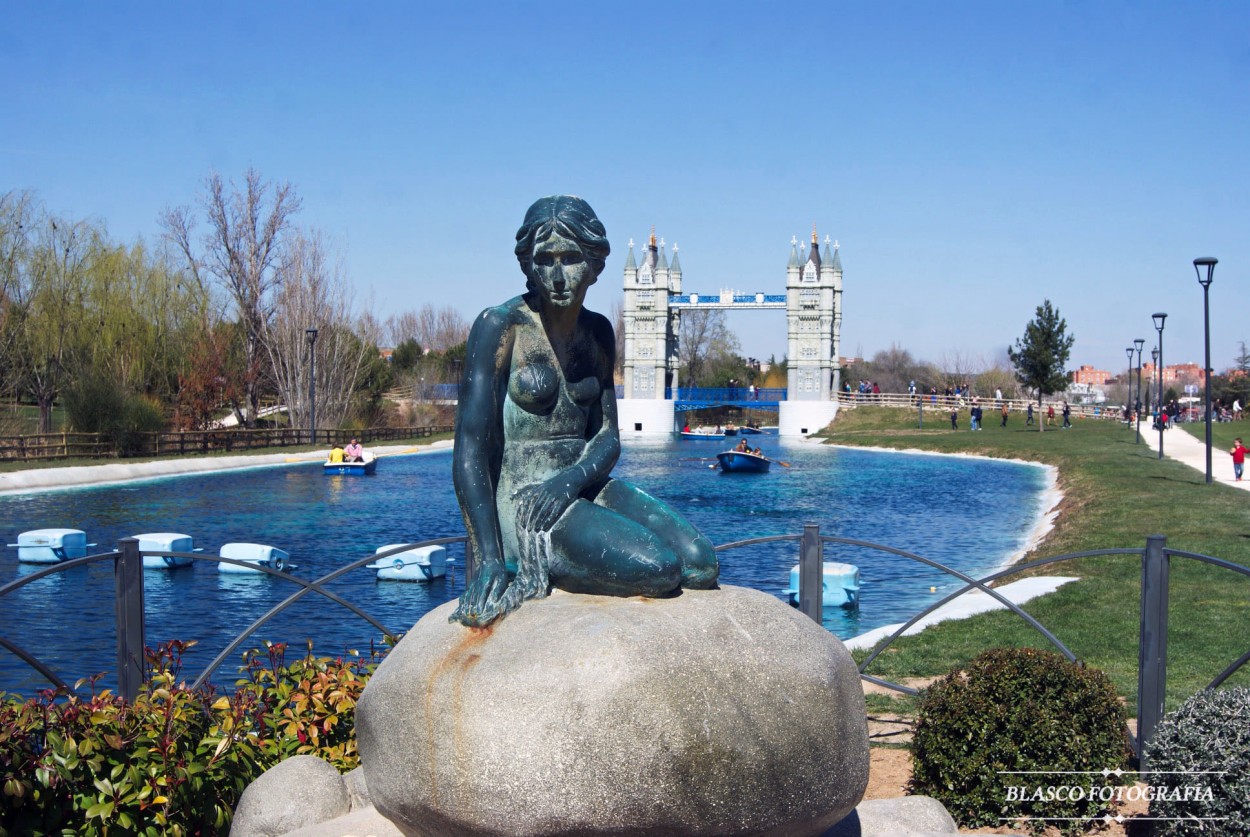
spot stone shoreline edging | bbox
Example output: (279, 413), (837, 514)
(0, 439), (454, 496)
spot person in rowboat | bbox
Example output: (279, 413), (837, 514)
(451, 196), (718, 627)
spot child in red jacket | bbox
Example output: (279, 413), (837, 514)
(1230, 438), (1248, 481)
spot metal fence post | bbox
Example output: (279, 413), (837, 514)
(1137, 534), (1169, 775)
(799, 524), (823, 625)
(115, 538), (146, 702)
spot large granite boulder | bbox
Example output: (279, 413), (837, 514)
(822, 796), (960, 835)
(230, 755), (350, 837)
(357, 585), (869, 837)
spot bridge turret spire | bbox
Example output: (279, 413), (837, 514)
(625, 238), (637, 270)
(788, 236), (800, 268)
(657, 237), (669, 270)
(670, 242), (681, 274)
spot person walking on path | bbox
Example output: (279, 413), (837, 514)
(1062, 402), (1072, 429)
(1046, 403), (1056, 427)
(950, 406), (958, 430)
(1231, 438), (1249, 481)
(1027, 403), (1034, 425)
(1000, 402), (1009, 428)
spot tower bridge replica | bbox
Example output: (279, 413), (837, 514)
(618, 227), (843, 437)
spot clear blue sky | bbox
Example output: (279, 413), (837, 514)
(3, 2), (1246, 377)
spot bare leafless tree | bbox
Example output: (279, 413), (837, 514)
(679, 308), (737, 387)
(265, 231), (378, 432)
(384, 304), (469, 352)
(609, 298), (624, 379)
(162, 169), (301, 426)
(938, 348), (988, 392)
(0, 191), (39, 396)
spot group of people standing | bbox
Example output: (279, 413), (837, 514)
(952, 399), (1071, 431)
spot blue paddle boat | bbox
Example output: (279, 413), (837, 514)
(217, 542), (294, 574)
(134, 532), (198, 569)
(366, 544), (452, 581)
(783, 562), (861, 608)
(9, 528), (91, 564)
(324, 450), (377, 475)
(716, 450), (771, 473)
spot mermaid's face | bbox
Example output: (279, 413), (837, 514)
(530, 233), (594, 309)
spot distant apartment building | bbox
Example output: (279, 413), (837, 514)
(1140, 362), (1206, 386)
(1069, 365), (1112, 386)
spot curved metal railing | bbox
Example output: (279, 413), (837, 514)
(0, 536), (466, 697)
(3, 527), (1247, 768)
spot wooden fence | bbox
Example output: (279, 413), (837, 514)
(0, 425), (453, 464)
(842, 392), (1123, 421)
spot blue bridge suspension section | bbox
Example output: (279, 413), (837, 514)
(613, 386), (787, 413)
(669, 293), (787, 306)
(411, 385), (787, 411)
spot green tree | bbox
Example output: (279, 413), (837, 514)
(391, 337), (423, 371)
(1233, 340), (1250, 376)
(10, 215), (97, 432)
(1007, 299), (1074, 432)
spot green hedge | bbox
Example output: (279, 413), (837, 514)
(1147, 686), (1250, 834)
(0, 639), (386, 836)
(910, 647), (1131, 835)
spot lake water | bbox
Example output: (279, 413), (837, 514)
(0, 437), (1051, 695)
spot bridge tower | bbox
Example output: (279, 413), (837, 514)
(619, 230), (679, 432)
(616, 225), (845, 437)
(779, 227), (842, 435)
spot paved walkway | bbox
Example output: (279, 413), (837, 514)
(1153, 425), (1250, 490)
(0, 440), (453, 495)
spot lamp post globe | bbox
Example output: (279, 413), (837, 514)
(1194, 258), (1217, 484)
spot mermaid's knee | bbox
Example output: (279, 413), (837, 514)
(680, 535), (719, 589)
(638, 548), (682, 596)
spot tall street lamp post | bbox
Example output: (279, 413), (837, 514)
(1134, 338), (1145, 443)
(306, 328), (318, 446)
(1153, 313), (1167, 460)
(1194, 258), (1218, 484)
(1151, 347), (1159, 424)
(1125, 346), (1136, 432)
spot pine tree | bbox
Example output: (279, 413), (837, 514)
(1008, 300), (1075, 432)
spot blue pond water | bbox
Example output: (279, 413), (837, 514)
(0, 438), (1050, 695)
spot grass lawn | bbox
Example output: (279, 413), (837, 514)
(823, 407), (1250, 713)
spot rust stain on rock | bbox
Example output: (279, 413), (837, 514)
(423, 624), (495, 805)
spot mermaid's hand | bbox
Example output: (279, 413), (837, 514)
(451, 561), (510, 626)
(516, 478), (577, 533)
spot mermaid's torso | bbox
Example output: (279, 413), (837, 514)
(496, 311), (608, 565)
